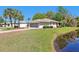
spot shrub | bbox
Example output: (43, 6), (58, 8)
(43, 25), (53, 28)
(49, 26), (53, 28)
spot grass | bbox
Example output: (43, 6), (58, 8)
(0, 27), (15, 31)
(0, 27), (78, 52)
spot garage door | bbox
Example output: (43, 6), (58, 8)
(30, 23), (39, 28)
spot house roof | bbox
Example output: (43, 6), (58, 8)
(30, 18), (59, 23)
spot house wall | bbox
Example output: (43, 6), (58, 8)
(39, 25), (44, 28)
(50, 23), (57, 28)
(38, 24), (57, 28)
(0, 24), (11, 27)
(39, 22), (49, 28)
(7, 24), (15, 27)
(29, 22), (59, 29)
(0, 23), (27, 28)
(20, 24), (27, 28)
(39, 22), (58, 28)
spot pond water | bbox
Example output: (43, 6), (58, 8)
(55, 30), (79, 52)
(62, 40), (79, 52)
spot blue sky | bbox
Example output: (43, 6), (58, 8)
(0, 6), (79, 22)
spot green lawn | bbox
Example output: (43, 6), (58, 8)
(0, 27), (78, 52)
(0, 27), (15, 31)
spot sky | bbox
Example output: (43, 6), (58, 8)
(0, 6), (79, 22)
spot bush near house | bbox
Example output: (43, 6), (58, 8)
(43, 25), (53, 28)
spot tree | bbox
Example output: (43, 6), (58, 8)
(53, 6), (68, 22)
(0, 16), (5, 23)
(75, 17), (79, 27)
(13, 9), (20, 27)
(17, 11), (24, 28)
(27, 18), (30, 22)
(13, 9), (24, 28)
(58, 6), (68, 15)
(46, 11), (55, 19)
(54, 12), (64, 21)
(0, 16), (6, 27)
(3, 8), (14, 27)
(3, 8), (24, 28)
(32, 13), (47, 20)
(61, 16), (77, 27)
(58, 6), (69, 19)
(56, 6), (76, 27)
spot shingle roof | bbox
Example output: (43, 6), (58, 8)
(30, 18), (59, 23)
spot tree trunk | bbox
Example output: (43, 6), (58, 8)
(9, 17), (13, 27)
(14, 19), (16, 28)
(18, 20), (20, 28)
(4, 19), (6, 27)
(4, 22), (6, 27)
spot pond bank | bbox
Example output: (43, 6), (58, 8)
(53, 28), (79, 52)
(54, 29), (79, 52)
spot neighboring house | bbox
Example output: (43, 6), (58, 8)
(28, 18), (60, 29)
(0, 23), (10, 27)
(0, 21), (27, 28)
(19, 21), (27, 28)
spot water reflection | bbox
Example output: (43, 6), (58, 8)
(54, 30), (79, 52)
(62, 38), (79, 52)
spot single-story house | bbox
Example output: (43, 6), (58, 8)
(0, 18), (60, 29)
(28, 18), (60, 29)
(19, 21), (27, 28)
(0, 23), (10, 27)
(0, 21), (27, 28)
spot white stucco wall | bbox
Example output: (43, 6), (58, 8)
(50, 24), (57, 28)
(39, 25), (44, 28)
(29, 22), (58, 29)
(20, 24), (27, 28)
(0, 23), (27, 28)
(53, 25), (57, 28)
(38, 24), (57, 28)
(35, 24), (57, 29)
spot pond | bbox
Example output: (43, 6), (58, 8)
(54, 30), (79, 52)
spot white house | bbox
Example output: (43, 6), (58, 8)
(28, 18), (60, 29)
(0, 21), (27, 28)
(0, 18), (60, 29)
(19, 21), (27, 28)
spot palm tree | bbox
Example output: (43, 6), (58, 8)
(16, 11), (24, 28)
(18, 15), (24, 28)
(3, 8), (24, 28)
(13, 9), (19, 27)
(0, 16), (6, 27)
(3, 8), (14, 27)
(27, 18), (30, 22)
